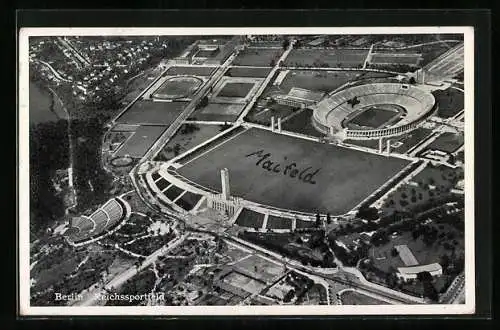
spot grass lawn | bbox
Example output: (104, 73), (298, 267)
(347, 106), (400, 129)
(433, 88), (464, 118)
(154, 124), (226, 161)
(217, 82), (255, 98)
(391, 127), (434, 153)
(178, 128), (410, 214)
(266, 215), (293, 230)
(165, 66), (216, 76)
(114, 125), (167, 158)
(370, 54), (421, 65)
(152, 77), (202, 99)
(233, 254), (285, 282)
(281, 109), (325, 137)
(278, 70), (361, 94)
(285, 49), (368, 67)
(116, 100), (188, 125)
(369, 227), (464, 274)
(226, 66), (272, 78)
(235, 208), (265, 229)
(424, 132), (464, 153)
(189, 103), (245, 122)
(233, 48), (283, 67)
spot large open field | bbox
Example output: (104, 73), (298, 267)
(233, 48), (283, 67)
(233, 254), (285, 282)
(152, 76), (203, 99)
(189, 103), (245, 122)
(225, 66), (272, 78)
(114, 125), (167, 158)
(217, 82), (255, 98)
(346, 105), (401, 129)
(424, 132), (464, 153)
(278, 70), (361, 94)
(116, 100), (188, 125)
(370, 53), (422, 66)
(154, 123), (226, 161)
(177, 128), (410, 214)
(285, 49), (369, 67)
(165, 66), (216, 76)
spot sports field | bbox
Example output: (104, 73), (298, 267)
(152, 76), (202, 99)
(116, 100), (188, 125)
(232, 48), (283, 67)
(285, 49), (369, 67)
(222, 271), (267, 294)
(346, 105), (401, 129)
(154, 123), (225, 161)
(165, 66), (216, 76)
(217, 82), (255, 98)
(233, 254), (285, 282)
(226, 66), (272, 78)
(278, 70), (362, 93)
(425, 132), (464, 153)
(370, 53), (422, 66)
(177, 128), (410, 214)
(266, 215), (292, 230)
(189, 103), (245, 122)
(114, 125), (167, 158)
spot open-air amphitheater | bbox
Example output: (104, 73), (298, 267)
(312, 83), (436, 139)
(64, 197), (131, 246)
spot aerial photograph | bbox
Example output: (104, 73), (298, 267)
(25, 32), (467, 309)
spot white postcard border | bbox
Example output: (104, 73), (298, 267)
(18, 26), (475, 316)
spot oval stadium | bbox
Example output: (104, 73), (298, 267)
(312, 83), (436, 140)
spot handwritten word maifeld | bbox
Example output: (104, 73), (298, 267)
(245, 149), (321, 184)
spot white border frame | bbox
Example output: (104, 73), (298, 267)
(18, 26), (475, 316)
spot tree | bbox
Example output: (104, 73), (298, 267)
(282, 38), (290, 50)
(315, 213), (321, 228)
(356, 206), (379, 221)
(409, 76), (417, 84)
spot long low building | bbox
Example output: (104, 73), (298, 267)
(396, 263), (443, 281)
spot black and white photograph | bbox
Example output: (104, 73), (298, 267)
(18, 26), (475, 315)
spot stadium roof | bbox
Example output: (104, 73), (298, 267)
(397, 263), (442, 275)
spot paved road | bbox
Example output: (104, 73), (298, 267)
(139, 51), (239, 163)
(224, 234), (423, 305)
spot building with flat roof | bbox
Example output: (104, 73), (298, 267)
(396, 263), (443, 281)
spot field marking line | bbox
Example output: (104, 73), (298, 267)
(111, 131), (137, 158)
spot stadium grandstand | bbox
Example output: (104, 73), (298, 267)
(65, 197), (130, 244)
(274, 87), (325, 108)
(312, 83), (435, 139)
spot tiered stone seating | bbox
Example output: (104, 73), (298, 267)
(313, 83), (435, 136)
